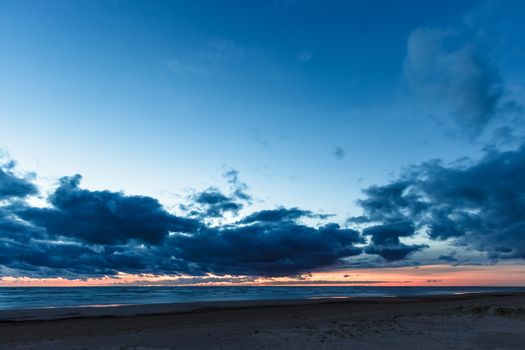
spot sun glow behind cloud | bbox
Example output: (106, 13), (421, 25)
(1, 264), (524, 287)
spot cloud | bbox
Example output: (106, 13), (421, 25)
(0, 218), (363, 278)
(191, 188), (243, 217)
(168, 222), (363, 276)
(4, 141), (525, 279)
(16, 175), (201, 246)
(181, 169), (252, 219)
(0, 165), (363, 278)
(0, 162), (37, 200)
(405, 28), (503, 138)
(438, 254), (457, 263)
(223, 168), (252, 203)
(362, 222), (428, 261)
(240, 207), (331, 224)
(350, 142), (525, 261)
(332, 146), (345, 160)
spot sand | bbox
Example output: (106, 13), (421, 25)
(1, 292), (525, 350)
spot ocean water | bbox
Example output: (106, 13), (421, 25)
(0, 286), (523, 310)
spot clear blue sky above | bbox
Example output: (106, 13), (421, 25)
(1, 0), (525, 281)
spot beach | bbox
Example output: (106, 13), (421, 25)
(1, 292), (524, 349)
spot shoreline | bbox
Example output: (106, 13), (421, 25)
(1, 291), (524, 322)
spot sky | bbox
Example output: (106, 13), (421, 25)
(1, 0), (525, 286)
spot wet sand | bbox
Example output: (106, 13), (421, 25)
(1, 292), (524, 349)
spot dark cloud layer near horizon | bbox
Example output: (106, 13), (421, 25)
(0, 165), (365, 278)
(350, 143), (525, 261)
(168, 222), (363, 276)
(2, 141), (525, 278)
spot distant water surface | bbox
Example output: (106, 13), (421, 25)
(0, 286), (524, 310)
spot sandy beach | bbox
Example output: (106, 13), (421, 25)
(0, 292), (524, 350)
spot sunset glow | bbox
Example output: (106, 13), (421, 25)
(2, 264), (524, 287)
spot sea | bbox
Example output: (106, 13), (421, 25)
(1, 286), (524, 310)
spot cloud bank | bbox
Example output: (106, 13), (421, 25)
(0, 164), (364, 278)
(350, 143), (525, 261)
(2, 140), (525, 279)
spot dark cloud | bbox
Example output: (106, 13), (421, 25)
(362, 222), (427, 261)
(0, 234), (203, 278)
(405, 28), (503, 138)
(348, 183), (429, 262)
(240, 207), (331, 224)
(0, 218), (363, 278)
(192, 187), (243, 217)
(182, 169), (251, 219)
(1, 240), (110, 276)
(351, 143), (525, 261)
(168, 222), (363, 276)
(0, 163), (37, 199)
(223, 169), (252, 203)
(0, 166), (363, 278)
(16, 175), (201, 246)
(5, 141), (525, 279)
(332, 146), (345, 160)
(355, 181), (423, 223)
(438, 254), (457, 263)
(0, 206), (45, 243)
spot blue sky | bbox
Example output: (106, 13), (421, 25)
(1, 0), (525, 283)
(0, 0), (494, 209)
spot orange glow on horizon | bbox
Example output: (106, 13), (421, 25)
(1, 264), (524, 287)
